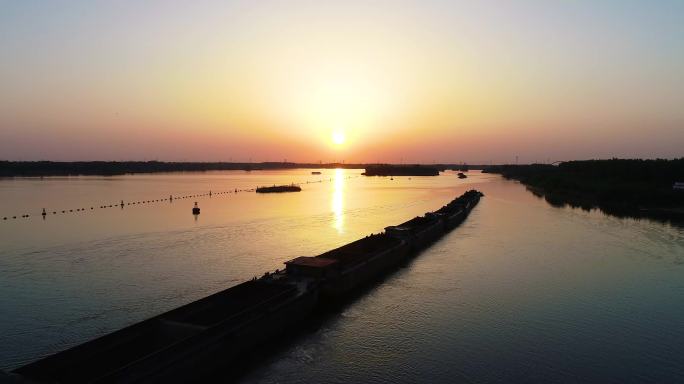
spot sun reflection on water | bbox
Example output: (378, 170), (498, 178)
(332, 168), (345, 233)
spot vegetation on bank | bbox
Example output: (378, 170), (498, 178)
(363, 164), (440, 176)
(0, 161), (368, 177)
(483, 159), (684, 222)
(0, 161), (491, 177)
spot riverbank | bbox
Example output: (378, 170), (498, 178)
(363, 164), (440, 176)
(0, 161), (366, 177)
(483, 159), (684, 224)
(0, 161), (492, 177)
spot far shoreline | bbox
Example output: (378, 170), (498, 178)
(484, 159), (684, 226)
(0, 161), (488, 178)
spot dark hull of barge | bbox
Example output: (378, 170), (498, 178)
(10, 190), (482, 383)
(13, 280), (317, 383)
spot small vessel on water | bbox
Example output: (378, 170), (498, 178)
(457, 172), (467, 179)
(192, 202), (200, 214)
(311, 171), (321, 175)
(256, 185), (301, 193)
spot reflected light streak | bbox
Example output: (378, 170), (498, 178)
(332, 168), (345, 233)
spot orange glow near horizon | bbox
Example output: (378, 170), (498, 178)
(1, 1), (683, 162)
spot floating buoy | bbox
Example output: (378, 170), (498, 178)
(192, 202), (200, 215)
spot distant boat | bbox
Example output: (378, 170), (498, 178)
(457, 172), (467, 179)
(311, 171), (321, 175)
(256, 185), (302, 193)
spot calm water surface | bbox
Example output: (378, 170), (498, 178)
(1, 170), (683, 383)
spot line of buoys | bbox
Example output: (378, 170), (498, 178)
(3, 180), (334, 222)
(9, 174), (362, 221)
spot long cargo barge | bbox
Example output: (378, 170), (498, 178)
(6, 190), (483, 383)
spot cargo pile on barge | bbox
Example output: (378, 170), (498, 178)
(8, 190), (483, 383)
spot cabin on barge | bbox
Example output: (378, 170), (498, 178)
(286, 234), (409, 297)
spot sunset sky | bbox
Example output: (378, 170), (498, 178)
(1, 0), (683, 163)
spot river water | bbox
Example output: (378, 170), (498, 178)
(1, 170), (683, 382)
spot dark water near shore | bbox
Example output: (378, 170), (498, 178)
(1, 170), (683, 382)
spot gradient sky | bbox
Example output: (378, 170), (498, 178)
(1, 0), (683, 163)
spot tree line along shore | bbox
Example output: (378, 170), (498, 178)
(483, 158), (684, 224)
(0, 161), (484, 177)
(0, 161), (364, 177)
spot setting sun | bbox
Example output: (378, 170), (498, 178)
(332, 131), (346, 146)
